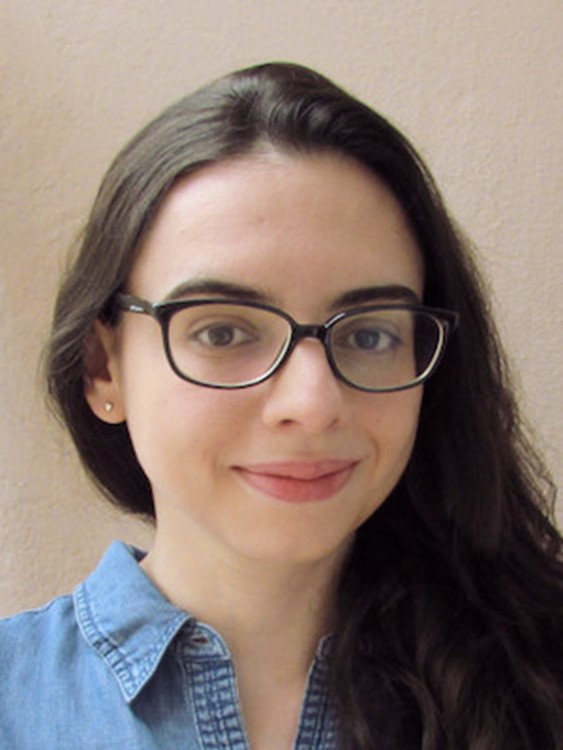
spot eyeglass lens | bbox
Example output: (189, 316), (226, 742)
(166, 303), (445, 390)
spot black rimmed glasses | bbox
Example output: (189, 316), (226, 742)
(113, 293), (459, 392)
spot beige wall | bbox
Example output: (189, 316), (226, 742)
(1, 1), (561, 616)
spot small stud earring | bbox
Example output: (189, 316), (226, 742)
(103, 401), (114, 413)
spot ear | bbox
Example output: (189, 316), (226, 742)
(84, 320), (126, 424)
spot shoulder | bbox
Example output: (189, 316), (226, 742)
(0, 592), (92, 700)
(0, 548), (155, 749)
(0, 592), (78, 655)
(0, 541), (144, 682)
(0, 594), (101, 748)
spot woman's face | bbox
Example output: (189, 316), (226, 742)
(89, 152), (424, 566)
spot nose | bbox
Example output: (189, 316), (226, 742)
(261, 338), (349, 433)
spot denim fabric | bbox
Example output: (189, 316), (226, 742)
(0, 542), (339, 749)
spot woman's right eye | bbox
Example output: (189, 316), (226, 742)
(189, 322), (256, 348)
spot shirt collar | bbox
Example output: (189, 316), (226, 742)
(73, 540), (334, 704)
(73, 541), (192, 703)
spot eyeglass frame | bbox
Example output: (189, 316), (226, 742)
(112, 292), (459, 393)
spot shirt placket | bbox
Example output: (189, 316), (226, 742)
(178, 624), (338, 750)
(179, 625), (250, 750)
(293, 650), (339, 750)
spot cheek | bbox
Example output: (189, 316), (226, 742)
(122, 374), (255, 487)
(360, 388), (423, 482)
(355, 390), (422, 519)
(397, 389), (423, 444)
(362, 387), (422, 442)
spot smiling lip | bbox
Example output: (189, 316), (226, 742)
(233, 460), (358, 503)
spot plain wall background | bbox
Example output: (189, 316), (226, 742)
(1, 1), (561, 616)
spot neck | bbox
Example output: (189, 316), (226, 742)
(141, 522), (348, 677)
(141, 517), (351, 749)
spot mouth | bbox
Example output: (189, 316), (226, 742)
(232, 459), (359, 503)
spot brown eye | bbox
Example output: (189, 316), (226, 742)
(192, 323), (254, 348)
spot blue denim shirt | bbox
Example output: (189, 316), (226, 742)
(0, 542), (339, 749)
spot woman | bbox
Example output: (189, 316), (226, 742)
(0, 62), (561, 749)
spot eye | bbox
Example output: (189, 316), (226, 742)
(335, 323), (401, 354)
(347, 328), (395, 351)
(191, 322), (256, 348)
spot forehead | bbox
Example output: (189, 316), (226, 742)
(129, 152), (424, 310)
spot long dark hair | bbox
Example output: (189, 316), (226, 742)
(46, 63), (563, 748)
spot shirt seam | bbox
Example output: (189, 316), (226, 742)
(73, 581), (189, 702)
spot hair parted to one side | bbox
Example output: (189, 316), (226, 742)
(46, 63), (563, 749)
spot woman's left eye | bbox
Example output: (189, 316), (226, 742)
(337, 326), (399, 353)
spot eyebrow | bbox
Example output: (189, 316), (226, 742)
(162, 278), (421, 309)
(329, 285), (421, 310)
(163, 279), (267, 303)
